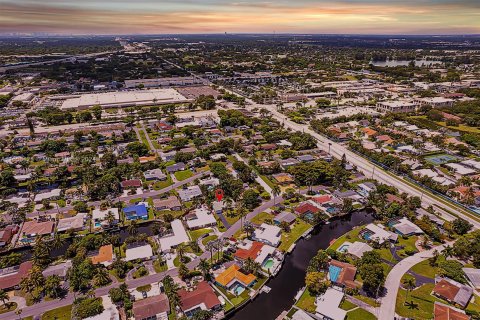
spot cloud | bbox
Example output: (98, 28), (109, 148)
(0, 0), (478, 34)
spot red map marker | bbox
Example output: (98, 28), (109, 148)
(215, 189), (224, 202)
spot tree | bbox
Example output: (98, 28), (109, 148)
(178, 263), (189, 280)
(243, 257), (260, 275)
(452, 218), (473, 235)
(359, 264), (385, 296)
(93, 268), (111, 287)
(0, 289), (9, 307)
(177, 243), (187, 262)
(305, 272), (329, 295)
(44, 275), (62, 298)
(192, 310), (214, 320)
(126, 142), (149, 157)
(242, 189), (260, 210)
(403, 277), (416, 303)
(279, 221), (290, 232)
(91, 105), (102, 120)
(272, 185), (281, 205)
(127, 220), (138, 235)
(342, 198), (354, 214)
(307, 250), (329, 272)
(198, 258), (211, 279)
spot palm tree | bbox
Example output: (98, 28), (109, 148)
(243, 221), (255, 238)
(93, 268), (111, 287)
(198, 258), (211, 279)
(206, 241), (216, 262)
(178, 263), (189, 280)
(0, 289), (9, 308)
(176, 243), (187, 262)
(272, 185), (281, 206)
(236, 203), (247, 228)
(243, 257), (260, 275)
(44, 275), (62, 298)
(127, 220), (138, 235)
(403, 277), (416, 303)
(51, 233), (65, 250)
(106, 210), (116, 226)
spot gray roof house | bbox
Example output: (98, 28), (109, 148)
(166, 162), (186, 173)
(178, 186), (203, 202)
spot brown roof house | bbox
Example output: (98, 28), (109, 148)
(434, 302), (470, 320)
(133, 294), (170, 320)
(20, 220), (55, 244)
(153, 196), (182, 211)
(0, 261), (33, 290)
(178, 281), (222, 318)
(328, 259), (358, 289)
(90, 244), (115, 267)
(433, 277), (473, 308)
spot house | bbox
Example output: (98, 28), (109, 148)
(153, 196), (182, 211)
(133, 294), (170, 320)
(158, 219), (189, 252)
(434, 302), (470, 320)
(90, 244), (115, 266)
(328, 259), (357, 289)
(315, 288), (347, 320)
(0, 226), (15, 247)
(57, 213), (86, 233)
(178, 281), (222, 318)
(178, 185), (202, 202)
(42, 261), (72, 279)
(389, 217), (424, 236)
(34, 188), (61, 203)
(360, 223), (398, 244)
(166, 162), (186, 173)
(121, 179), (143, 189)
(272, 173), (294, 184)
(386, 193), (405, 205)
(234, 240), (276, 267)
(0, 261), (33, 290)
(184, 206), (217, 230)
(361, 127), (378, 138)
(123, 204), (149, 221)
(462, 268), (480, 290)
(295, 201), (322, 220)
(357, 182), (376, 197)
(337, 241), (373, 259)
(280, 158), (299, 169)
(20, 220), (55, 243)
(143, 169), (167, 181)
(273, 212), (297, 225)
(215, 264), (257, 291)
(252, 223), (281, 247)
(92, 208), (120, 229)
(297, 154), (316, 162)
(433, 277), (473, 308)
(125, 243), (153, 262)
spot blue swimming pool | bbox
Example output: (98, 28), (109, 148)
(231, 283), (246, 295)
(329, 265), (342, 282)
(337, 244), (350, 253)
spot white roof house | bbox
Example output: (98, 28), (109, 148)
(362, 223), (398, 244)
(92, 208), (120, 221)
(252, 223), (281, 247)
(125, 243), (153, 261)
(158, 219), (189, 252)
(178, 186), (203, 202)
(57, 213), (86, 232)
(185, 207), (217, 230)
(391, 218), (424, 236)
(461, 159), (480, 171)
(445, 163), (476, 176)
(34, 189), (61, 203)
(340, 241), (373, 259)
(315, 288), (347, 320)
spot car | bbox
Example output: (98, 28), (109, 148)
(142, 291), (148, 299)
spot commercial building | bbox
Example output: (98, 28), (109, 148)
(376, 101), (418, 113)
(60, 89), (192, 110)
(124, 77), (203, 88)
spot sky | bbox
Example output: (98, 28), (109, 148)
(0, 0), (479, 35)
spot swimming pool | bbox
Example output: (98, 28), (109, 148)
(263, 259), (274, 270)
(231, 283), (245, 295)
(329, 265), (342, 282)
(337, 244), (350, 253)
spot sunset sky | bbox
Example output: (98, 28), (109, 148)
(0, 0), (479, 35)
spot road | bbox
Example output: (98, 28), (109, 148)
(28, 171), (209, 218)
(233, 153), (273, 196)
(257, 104), (480, 229)
(378, 242), (452, 320)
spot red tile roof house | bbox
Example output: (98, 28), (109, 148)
(133, 294), (170, 320)
(0, 261), (33, 291)
(432, 277), (473, 309)
(178, 281), (222, 318)
(120, 179), (143, 189)
(295, 202), (320, 216)
(328, 259), (358, 289)
(234, 241), (264, 262)
(20, 220), (55, 244)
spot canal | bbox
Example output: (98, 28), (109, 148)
(229, 211), (373, 320)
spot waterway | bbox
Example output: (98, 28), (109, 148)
(229, 211), (374, 320)
(370, 59), (442, 67)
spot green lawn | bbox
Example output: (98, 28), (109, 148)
(353, 294), (380, 308)
(153, 260), (168, 273)
(189, 228), (213, 242)
(396, 236), (418, 258)
(202, 235), (218, 246)
(346, 308), (377, 320)
(152, 176), (173, 190)
(224, 210), (241, 226)
(174, 170), (194, 181)
(138, 129), (151, 150)
(0, 302), (16, 314)
(156, 209), (184, 219)
(278, 219), (311, 252)
(410, 259), (441, 279)
(328, 226), (365, 251)
(396, 283), (441, 319)
(259, 175), (276, 189)
(41, 305), (72, 320)
(295, 289), (316, 313)
(340, 300), (357, 311)
(251, 212), (274, 224)
(436, 121), (480, 134)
